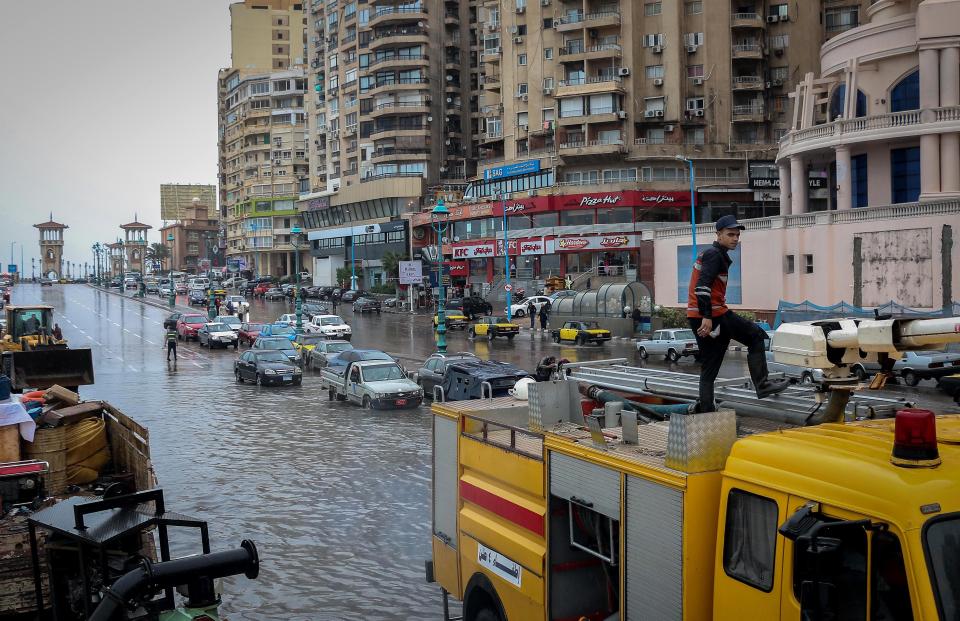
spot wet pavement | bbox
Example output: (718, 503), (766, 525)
(7, 283), (958, 620)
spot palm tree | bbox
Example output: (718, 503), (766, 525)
(146, 242), (170, 271)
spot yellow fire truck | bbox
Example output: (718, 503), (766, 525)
(427, 316), (960, 620)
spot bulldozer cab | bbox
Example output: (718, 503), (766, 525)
(1, 305), (95, 391)
(5, 305), (55, 344)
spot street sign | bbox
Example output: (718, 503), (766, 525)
(227, 258), (241, 273)
(7, 264), (17, 273)
(399, 261), (423, 285)
(504, 283), (513, 292)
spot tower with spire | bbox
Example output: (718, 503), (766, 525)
(119, 214), (152, 275)
(33, 213), (68, 279)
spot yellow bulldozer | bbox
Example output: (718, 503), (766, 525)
(0, 305), (94, 391)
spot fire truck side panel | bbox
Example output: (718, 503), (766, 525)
(549, 452), (621, 519)
(457, 432), (547, 617)
(433, 413), (461, 597)
(680, 472), (724, 621)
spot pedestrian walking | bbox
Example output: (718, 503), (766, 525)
(538, 302), (549, 331)
(165, 327), (178, 361)
(527, 301), (536, 330)
(687, 215), (788, 413)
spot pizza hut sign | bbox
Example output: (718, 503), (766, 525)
(600, 235), (630, 248)
(579, 194), (623, 207)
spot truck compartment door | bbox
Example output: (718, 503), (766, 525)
(625, 475), (683, 621)
(549, 452), (620, 520)
(432, 414), (461, 596)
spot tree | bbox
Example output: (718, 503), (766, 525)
(380, 251), (405, 282)
(336, 267), (351, 288)
(146, 242), (170, 271)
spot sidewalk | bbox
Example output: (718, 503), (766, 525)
(87, 284), (194, 314)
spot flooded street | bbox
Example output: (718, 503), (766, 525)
(9, 283), (955, 619)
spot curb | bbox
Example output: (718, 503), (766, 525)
(87, 284), (194, 314)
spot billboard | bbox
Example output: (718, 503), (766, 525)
(399, 260), (423, 285)
(676, 245), (742, 305)
(160, 184), (217, 220)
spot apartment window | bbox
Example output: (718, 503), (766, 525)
(644, 97), (665, 114)
(773, 127), (788, 142)
(803, 255), (814, 274)
(686, 97), (705, 110)
(344, 2), (356, 18)
(770, 4), (788, 18)
(345, 68), (357, 85)
(891, 147), (921, 203)
(517, 25), (527, 36)
(542, 107), (555, 123)
(559, 97), (585, 117)
(642, 34), (664, 47)
(543, 77), (555, 90)
(784, 255), (795, 274)
(852, 153), (868, 208)
(518, 53), (527, 66)
(646, 128), (665, 144)
(687, 65), (704, 78)
(685, 1), (702, 14)
(589, 94), (615, 114)
(685, 127), (705, 145)
(683, 32), (705, 46)
(890, 70), (920, 112)
(359, 9), (369, 25)
(543, 17), (553, 29)
(544, 47), (553, 60)
(768, 34), (790, 50)
(516, 0), (527, 9)
(517, 83), (529, 96)
(328, 75), (339, 89)
(770, 66), (789, 83)
(644, 2), (662, 16)
(517, 111), (528, 128)
(250, 81), (270, 95)
(645, 65), (664, 79)
(329, 54), (338, 69)
(825, 6), (859, 32)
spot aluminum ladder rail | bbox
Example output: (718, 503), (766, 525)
(564, 362), (913, 425)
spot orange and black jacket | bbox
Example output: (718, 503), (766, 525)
(686, 242), (732, 319)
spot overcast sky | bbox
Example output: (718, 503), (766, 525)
(0, 0), (235, 276)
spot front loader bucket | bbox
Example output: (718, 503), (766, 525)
(4, 348), (95, 390)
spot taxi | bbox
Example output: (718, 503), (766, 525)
(433, 309), (468, 331)
(551, 320), (612, 345)
(468, 316), (520, 341)
(291, 333), (328, 364)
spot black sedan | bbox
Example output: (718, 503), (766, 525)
(163, 312), (182, 330)
(340, 289), (363, 303)
(189, 289), (207, 306)
(301, 302), (329, 319)
(264, 288), (286, 301)
(234, 350), (302, 385)
(353, 297), (382, 313)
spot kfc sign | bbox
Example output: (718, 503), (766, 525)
(452, 242), (496, 259)
(600, 235), (630, 248)
(557, 238), (591, 250)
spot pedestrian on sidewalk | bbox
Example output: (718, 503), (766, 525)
(687, 215), (788, 413)
(527, 301), (536, 330)
(538, 302), (549, 332)
(165, 327), (178, 361)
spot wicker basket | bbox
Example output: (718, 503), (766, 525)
(23, 426), (68, 495)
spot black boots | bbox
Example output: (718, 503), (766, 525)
(756, 378), (790, 399)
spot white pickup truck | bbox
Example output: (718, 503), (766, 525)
(320, 360), (423, 409)
(636, 328), (699, 362)
(304, 314), (352, 340)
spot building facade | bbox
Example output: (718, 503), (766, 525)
(34, 217), (67, 280)
(777, 0), (960, 214)
(159, 204), (221, 273)
(219, 0), (310, 278)
(119, 220), (152, 275)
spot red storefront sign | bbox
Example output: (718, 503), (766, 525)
(451, 241), (496, 259)
(445, 261), (469, 276)
(495, 237), (545, 256)
(551, 234), (641, 252)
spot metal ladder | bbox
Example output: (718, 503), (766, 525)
(563, 360), (914, 424)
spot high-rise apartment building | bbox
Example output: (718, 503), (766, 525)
(219, 0), (311, 277)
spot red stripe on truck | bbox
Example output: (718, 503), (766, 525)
(460, 480), (544, 537)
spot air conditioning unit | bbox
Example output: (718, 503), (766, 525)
(516, 6), (525, 13)
(773, 79), (784, 87)
(779, 14), (789, 21)
(617, 67), (630, 77)
(541, 0), (550, 5)
(686, 45), (698, 53)
(519, 124), (528, 132)
(693, 78), (704, 85)
(653, 78), (664, 86)
(644, 110), (657, 118)
(664, 124), (674, 132)
(274, 159), (283, 165)
(655, 110), (664, 117)
(775, 48), (784, 56)
(616, 110), (627, 119)
(542, 87), (553, 94)
(766, 15), (778, 23)
(766, 81), (772, 88)
(510, 25), (519, 34)
(652, 44), (663, 54)
(514, 36), (524, 44)
(694, 109), (705, 117)
(521, 94), (529, 102)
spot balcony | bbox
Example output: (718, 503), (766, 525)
(480, 73), (501, 90)
(731, 12), (764, 29)
(732, 76), (764, 91)
(369, 101), (431, 118)
(556, 75), (625, 97)
(557, 110), (623, 126)
(369, 26), (429, 50)
(558, 135), (627, 156)
(370, 146), (431, 162)
(370, 123), (431, 138)
(554, 9), (620, 32)
(559, 41), (621, 62)
(732, 104), (766, 122)
(731, 43), (763, 59)
(481, 48), (502, 63)
(367, 76), (430, 97)
(368, 5), (428, 28)
(444, 10), (459, 25)
(479, 129), (504, 144)
(634, 136), (666, 146)
(367, 53), (429, 70)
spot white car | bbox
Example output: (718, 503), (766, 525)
(508, 296), (552, 317)
(197, 322), (239, 349)
(636, 328), (700, 362)
(277, 313), (303, 326)
(224, 295), (250, 313)
(305, 314), (353, 340)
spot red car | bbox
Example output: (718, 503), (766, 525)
(238, 322), (265, 347)
(176, 313), (207, 341)
(253, 283), (272, 298)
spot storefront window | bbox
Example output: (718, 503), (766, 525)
(566, 252), (594, 272)
(596, 207), (634, 224)
(533, 212), (559, 227)
(561, 210), (594, 226)
(540, 253), (560, 275)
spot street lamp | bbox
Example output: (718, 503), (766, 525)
(9, 241), (17, 279)
(499, 190), (513, 321)
(291, 226), (304, 334)
(345, 209), (358, 290)
(431, 199), (451, 354)
(91, 243), (101, 285)
(167, 233), (176, 309)
(675, 155), (698, 257)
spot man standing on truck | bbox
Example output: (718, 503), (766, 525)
(687, 215), (788, 412)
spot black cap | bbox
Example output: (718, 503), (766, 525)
(715, 215), (745, 231)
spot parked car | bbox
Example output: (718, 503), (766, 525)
(305, 314), (352, 340)
(636, 328), (699, 362)
(353, 297), (382, 313)
(302, 286), (322, 299)
(416, 352), (479, 397)
(176, 313), (207, 341)
(306, 339), (354, 370)
(894, 350), (960, 386)
(263, 288), (286, 301)
(326, 348), (398, 371)
(238, 322), (265, 346)
(109, 278), (122, 288)
(259, 323), (297, 341)
(509, 296), (552, 317)
(234, 350), (302, 385)
(39, 278), (54, 287)
(163, 312), (182, 331)
(433, 310), (468, 330)
(938, 373), (960, 404)
(468, 316), (520, 341)
(340, 289), (364, 303)
(188, 289), (207, 306)
(252, 336), (302, 366)
(215, 315), (242, 332)
(317, 286), (336, 300)
(551, 321), (612, 346)
(198, 322), (239, 349)
(320, 359), (421, 409)
(448, 295), (492, 319)
(383, 297), (398, 308)
(253, 282), (272, 298)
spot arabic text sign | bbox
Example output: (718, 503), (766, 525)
(477, 543), (522, 587)
(451, 242), (496, 259)
(552, 234), (640, 252)
(398, 260), (423, 285)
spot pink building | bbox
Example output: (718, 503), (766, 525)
(777, 0), (960, 213)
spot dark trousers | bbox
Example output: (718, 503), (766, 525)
(539, 313), (548, 329)
(166, 341), (177, 360)
(689, 311), (769, 412)
(529, 311), (536, 328)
